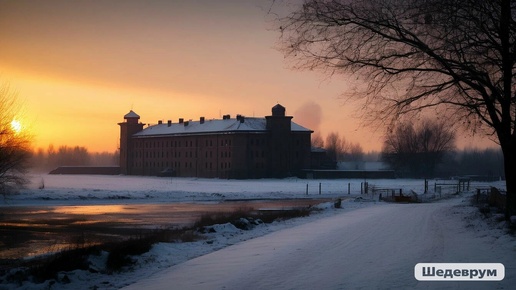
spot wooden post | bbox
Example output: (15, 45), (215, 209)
(348, 183), (351, 195)
(319, 183), (322, 195)
(306, 183), (308, 195)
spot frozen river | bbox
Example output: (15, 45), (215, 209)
(0, 198), (329, 259)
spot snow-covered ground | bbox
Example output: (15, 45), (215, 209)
(1, 175), (513, 289)
(123, 199), (515, 290)
(6, 174), (506, 205)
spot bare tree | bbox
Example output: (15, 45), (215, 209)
(325, 132), (344, 162)
(311, 132), (325, 148)
(382, 119), (456, 177)
(0, 83), (31, 195)
(277, 0), (516, 218)
(347, 142), (364, 162)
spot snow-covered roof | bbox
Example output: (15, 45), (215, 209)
(124, 110), (140, 119)
(133, 117), (311, 137)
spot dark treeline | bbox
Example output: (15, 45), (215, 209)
(340, 146), (502, 180)
(388, 147), (504, 180)
(30, 145), (119, 172)
(438, 148), (504, 180)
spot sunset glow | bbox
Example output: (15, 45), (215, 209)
(0, 0), (495, 152)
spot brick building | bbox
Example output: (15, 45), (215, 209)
(118, 104), (313, 178)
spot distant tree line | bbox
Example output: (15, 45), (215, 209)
(313, 119), (502, 179)
(380, 119), (503, 179)
(30, 145), (119, 172)
(440, 148), (504, 180)
(311, 132), (364, 163)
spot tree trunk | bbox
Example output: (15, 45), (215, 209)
(502, 140), (516, 219)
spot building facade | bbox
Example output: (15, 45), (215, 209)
(118, 104), (313, 178)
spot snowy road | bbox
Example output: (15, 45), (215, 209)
(124, 199), (513, 290)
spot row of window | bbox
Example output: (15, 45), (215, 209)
(132, 150), (235, 159)
(134, 137), (307, 151)
(131, 161), (233, 170)
(135, 138), (235, 149)
(132, 149), (302, 161)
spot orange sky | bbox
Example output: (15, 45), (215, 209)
(0, 0), (496, 153)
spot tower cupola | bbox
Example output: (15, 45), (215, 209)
(271, 104), (286, 117)
(124, 110), (140, 124)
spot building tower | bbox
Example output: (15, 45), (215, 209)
(118, 110), (144, 175)
(266, 104), (293, 177)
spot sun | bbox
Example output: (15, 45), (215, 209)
(11, 119), (22, 134)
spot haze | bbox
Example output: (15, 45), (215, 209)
(0, 0), (494, 153)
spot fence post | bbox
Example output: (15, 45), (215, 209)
(348, 183), (351, 195)
(306, 183), (308, 195)
(319, 183), (322, 195)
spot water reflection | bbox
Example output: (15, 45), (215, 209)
(0, 199), (329, 260)
(52, 205), (128, 215)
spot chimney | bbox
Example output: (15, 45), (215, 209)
(240, 116), (245, 123)
(200, 117), (205, 124)
(158, 120), (163, 124)
(167, 120), (172, 127)
(236, 114), (241, 121)
(184, 121), (189, 126)
(179, 118), (184, 124)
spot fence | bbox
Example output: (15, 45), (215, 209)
(431, 179), (470, 195)
(488, 187), (506, 212)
